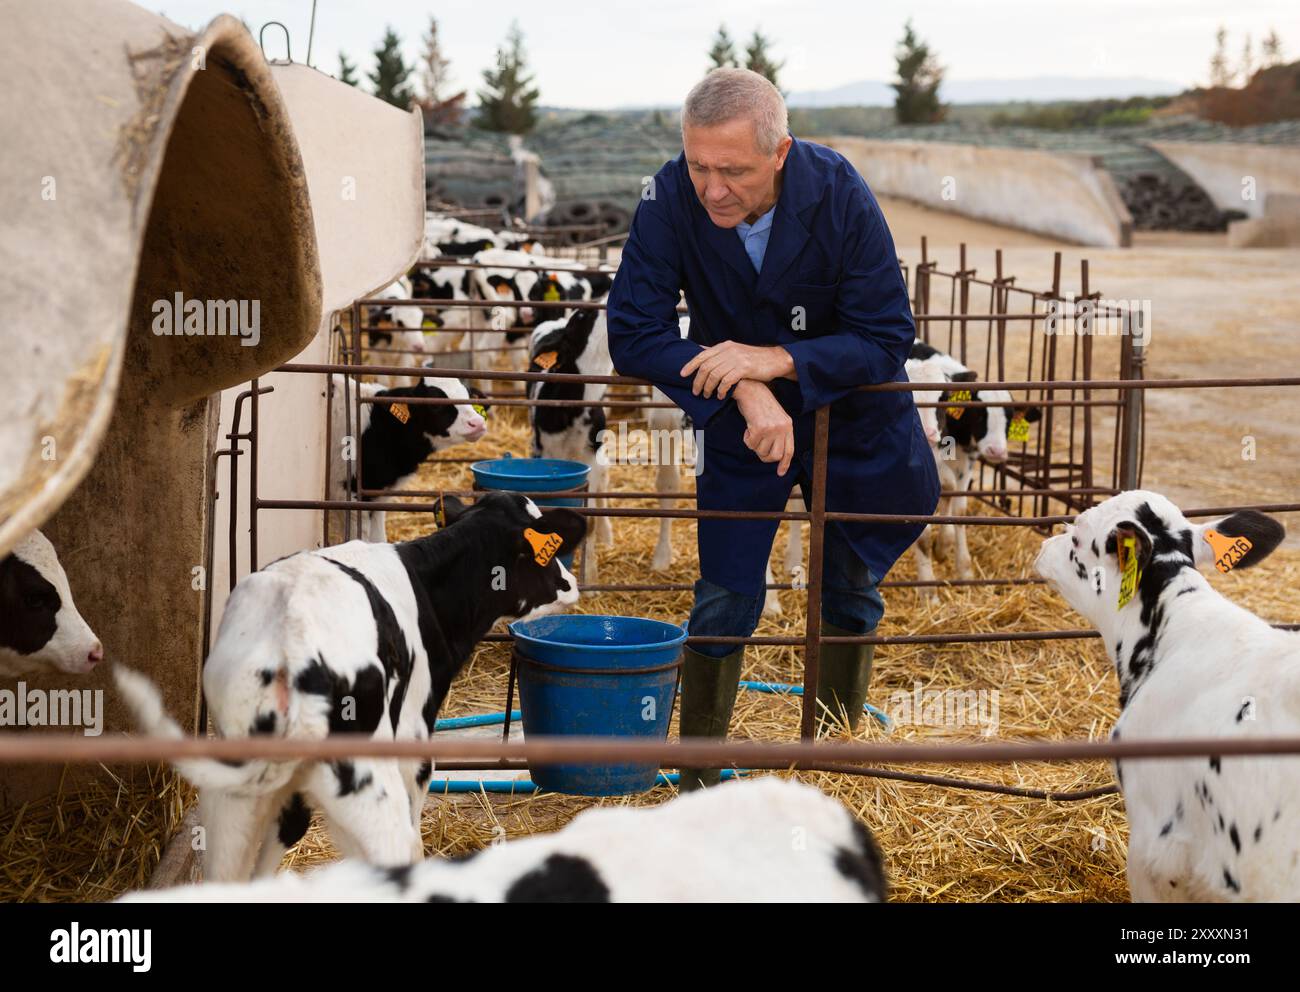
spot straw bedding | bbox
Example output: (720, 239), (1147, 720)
(5, 381), (1294, 903)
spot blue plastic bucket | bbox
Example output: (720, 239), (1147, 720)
(471, 456), (589, 568)
(508, 615), (686, 796)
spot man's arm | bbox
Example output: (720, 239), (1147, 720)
(606, 190), (730, 427)
(782, 180), (915, 414)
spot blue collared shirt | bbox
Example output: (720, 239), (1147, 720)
(734, 202), (777, 273)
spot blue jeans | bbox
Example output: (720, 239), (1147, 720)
(687, 521), (886, 659)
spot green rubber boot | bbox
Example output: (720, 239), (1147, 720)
(676, 645), (743, 792)
(814, 621), (875, 736)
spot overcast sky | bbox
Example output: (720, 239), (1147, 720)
(154, 1), (1292, 107)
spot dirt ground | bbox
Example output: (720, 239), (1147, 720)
(878, 195), (1300, 545)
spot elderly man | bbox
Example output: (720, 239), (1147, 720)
(607, 68), (939, 789)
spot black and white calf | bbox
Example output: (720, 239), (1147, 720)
(115, 492), (587, 882)
(471, 248), (614, 370)
(363, 279), (427, 390)
(421, 215), (542, 259)
(908, 341), (1040, 594)
(121, 776), (886, 902)
(527, 306), (614, 580)
(1035, 490), (1296, 901)
(1, 531), (102, 678)
(327, 374), (487, 543)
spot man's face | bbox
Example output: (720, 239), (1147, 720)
(682, 118), (792, 229)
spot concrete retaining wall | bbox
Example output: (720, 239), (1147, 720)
(823, 136), (1133, 248)
(1148, 141), (1300, 220)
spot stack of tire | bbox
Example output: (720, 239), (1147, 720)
(1120, 172), (1248, 232)
(546, 199), (631, 244)
(424, 125), (519, 213)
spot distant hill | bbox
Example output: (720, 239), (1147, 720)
(786, 76), (1186, 108)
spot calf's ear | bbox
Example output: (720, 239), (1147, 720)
(1191, 510), (1285, 572)
(1106, 520), (1153, 577)
(432, 494), (470, 529)
(538, 507), (588, 551)
(949, 370), (978, 383)
(1019, 405), (1042, 423)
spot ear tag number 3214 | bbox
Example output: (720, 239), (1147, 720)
(1117, 535), (1141, 609)
(1204, 529), (1253, 574)
(524, 528), (563, 567)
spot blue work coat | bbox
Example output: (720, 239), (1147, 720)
(606, 136), (940, 596)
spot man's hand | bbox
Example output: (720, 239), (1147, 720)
(732, 380), (795, 476)
(681, 342), (795, 399)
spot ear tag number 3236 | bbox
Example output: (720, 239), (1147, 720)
(946, 389), (971, 419)
(1117, 535), (1141, 609)
(1204, 529), (1252, 574)
(524, 528), (563, 567)
(389, 402), (411, 424)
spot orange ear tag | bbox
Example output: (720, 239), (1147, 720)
(1007, 413), (1030, 443)
(946, 389), (971, 419)
(1204, 529), (1253, 574)
(534, 351), (559, 371)
(389, 402), (411, 424)
(524, 528), (564, 567)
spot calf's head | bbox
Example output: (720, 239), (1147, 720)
(376, 377), (487, 446)
(0, 531), (103, 677)
(1034, 490), (1284, 631)
(434, 493), (587, 620)
(940, 372), (1040, 463)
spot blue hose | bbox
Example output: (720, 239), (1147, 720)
(738, 680), (891, 728)
(429, 769), (748, 794)
(427, 679), (889, 794)
(433, 710), (521, 731)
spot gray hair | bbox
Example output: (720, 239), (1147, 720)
(681, 68), (788, 155)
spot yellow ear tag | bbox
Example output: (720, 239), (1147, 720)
(1117, 535), (1141, 608)
(524, 528), (563, 567)
(422, 316), (439, 328)
(543, 278), (561, 302)
(472, 403), (488, 418)
(1008, 413), (1030, 443)
(1204, 529), (1253, 574)
(534, 351), (559, 371)
(946, 389), (971, 419)
(389, 402), (411, 424)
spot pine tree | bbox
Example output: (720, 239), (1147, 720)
(708, 25), (738, 69)
(338, 51), (359, 87)
(1261, 29), (1283, 68)
(1209, 26), (1231, 87)
(744, 29), (784, 89)
(892, 20), (945, 124)
(416, 15), (466, 125)
(476, 21), (540, 134)
(369, 27), (415, 109)
(1239, 33), (1255, 84)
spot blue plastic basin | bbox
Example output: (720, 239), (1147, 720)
(471, 456), (589, 568)
(508, 615), (686, 796)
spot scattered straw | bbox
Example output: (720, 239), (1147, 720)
(0, 766), (192, 903)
